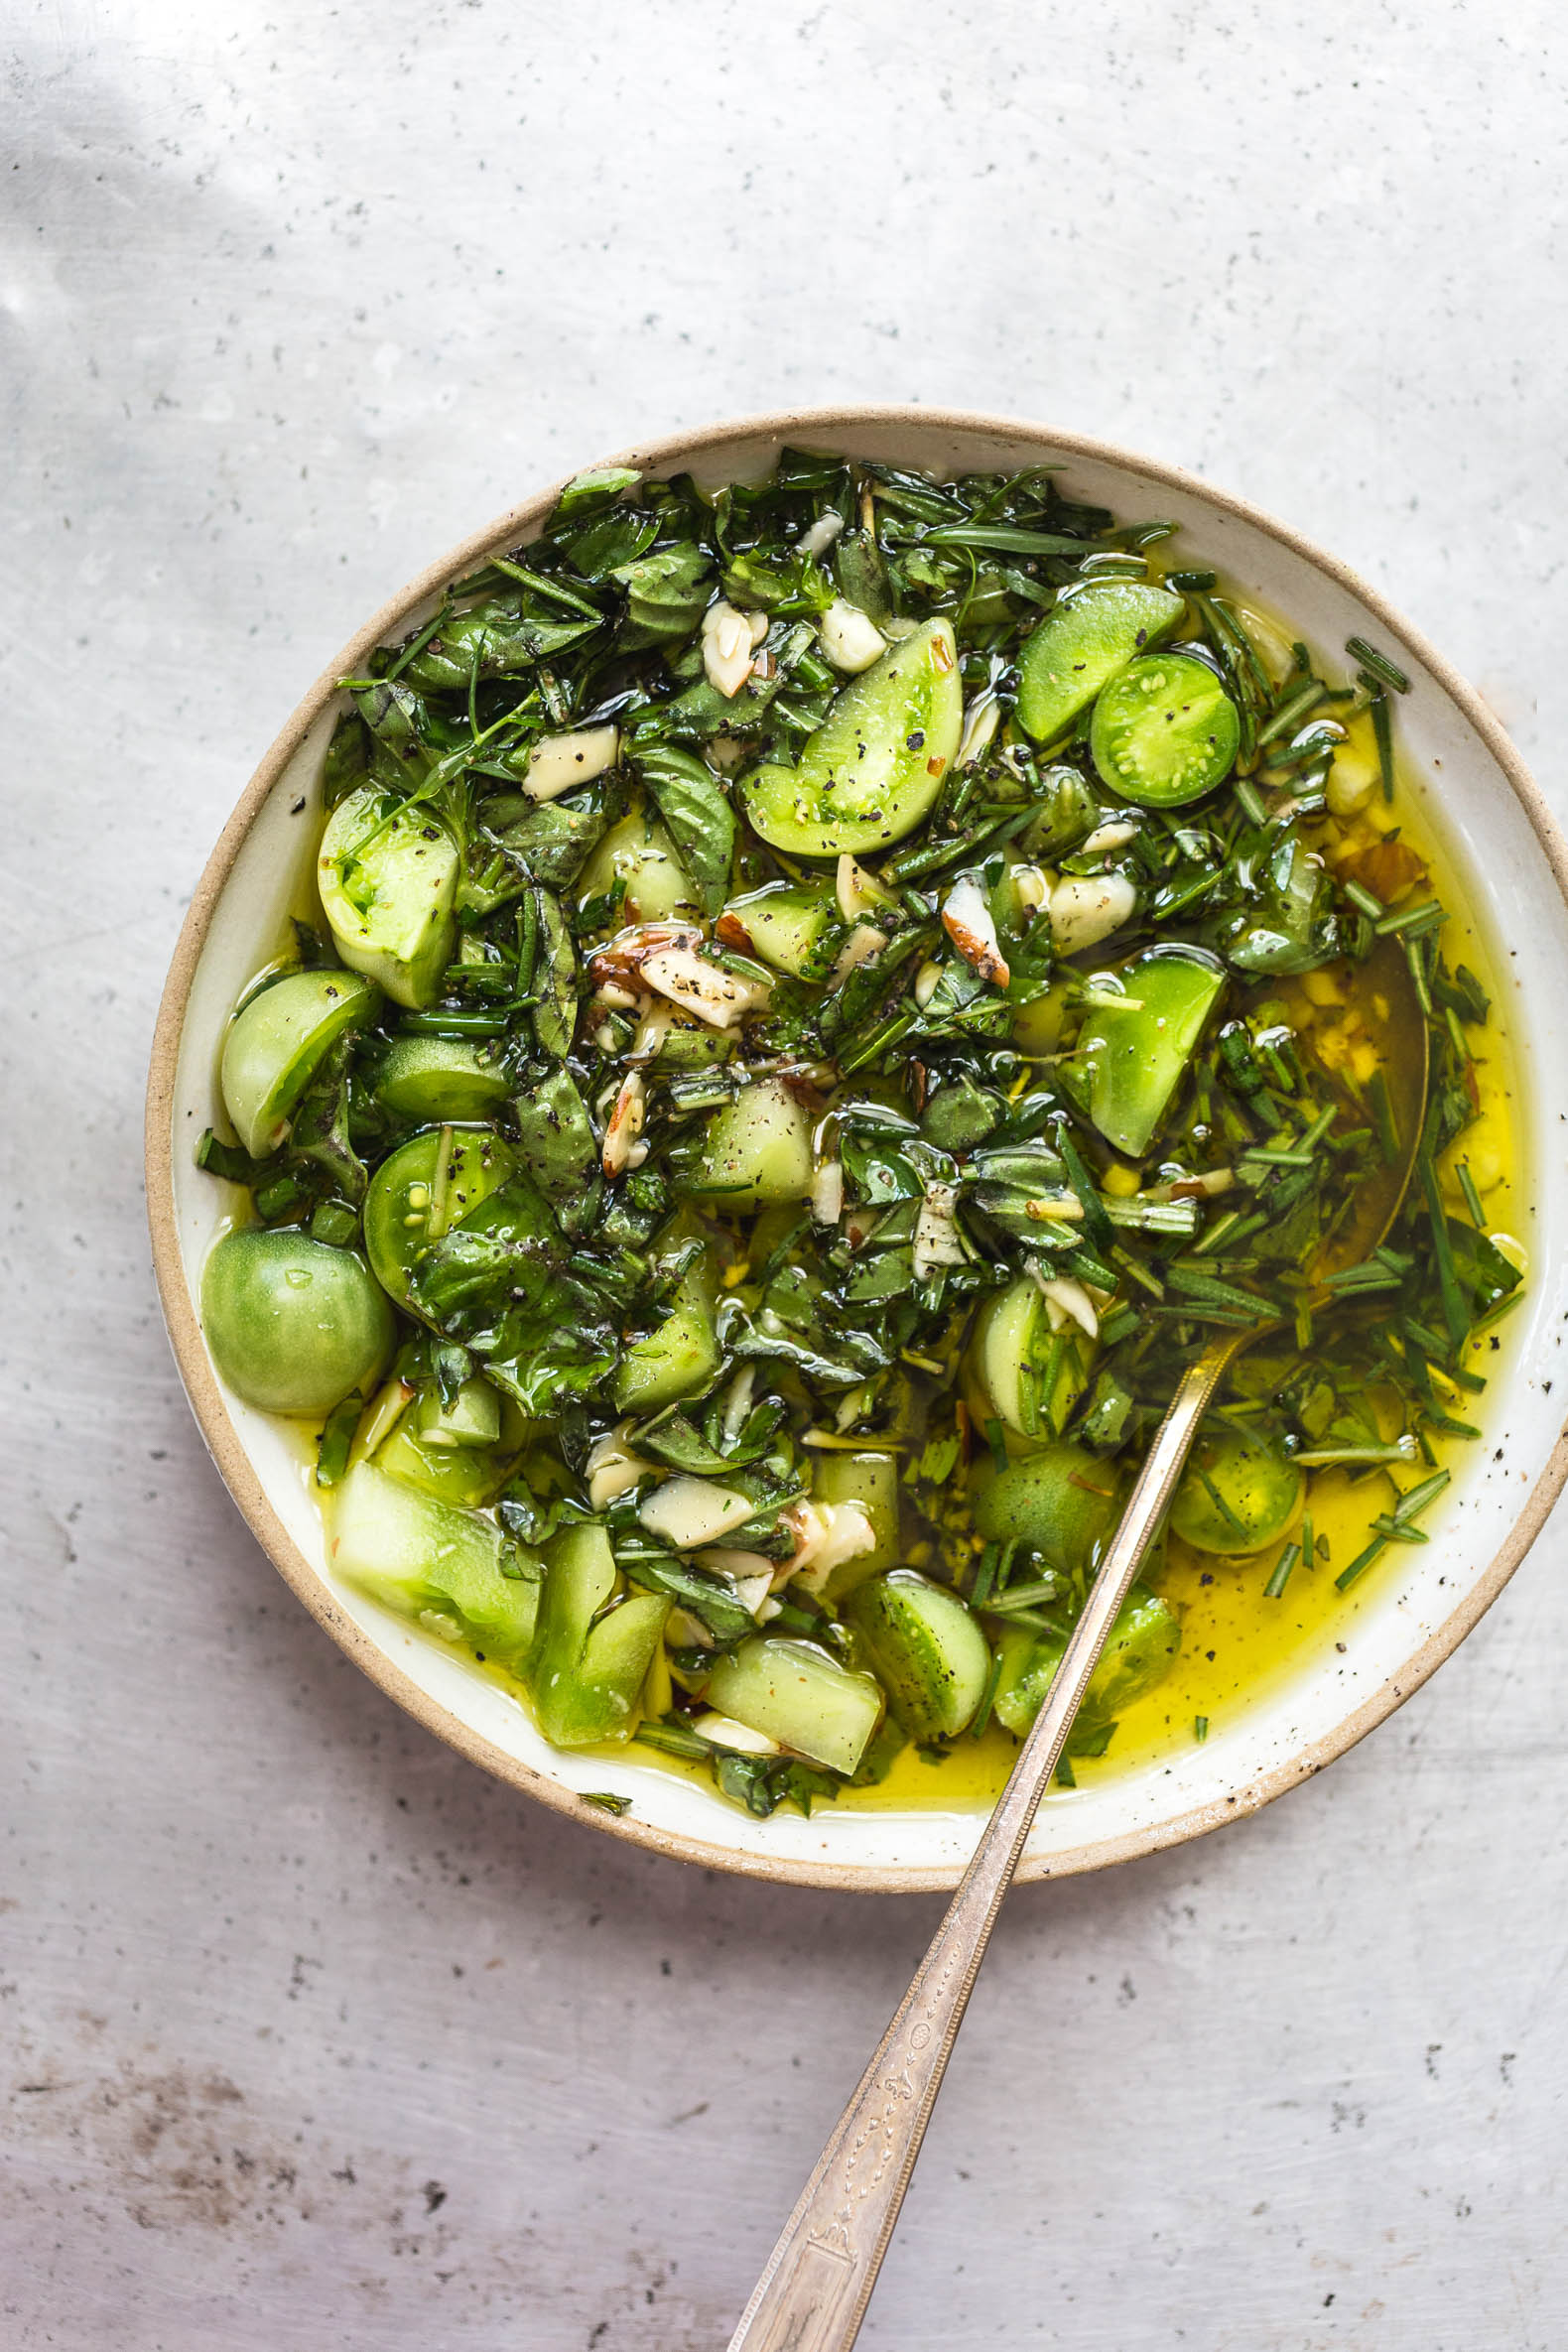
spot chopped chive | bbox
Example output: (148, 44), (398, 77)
(1347, 635), (1411, 695)
(982, 1417), (1009, 1476)
(1374, 898), (1447, 939)
(1393, 1469), (1451, 1520)
(1264, 1542), (1302, 1599)
(1234, 776), (1268, 827)
(1336, 1535), (1388, 1591)
(1370, 1513), (1429, 1545)
(1344, 878), (1384, 921)
(1302, 1509), (1315, 1568)
(634, 1722), (715, 1760)
(1257, 679), (1328, 748)
(1294, 1439), (1418, 1467)
(1369, 684), (1396, 800)
(971, 1540), (1000, 1609)
(1194, 1714), (1210, 1742)
(1367, 1067), (1400, 1166)
(1166, 568), (1217, 590)
(1455, 1161), (1486, 1230)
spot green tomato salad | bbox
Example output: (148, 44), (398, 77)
(197, 452), (1523, 1819)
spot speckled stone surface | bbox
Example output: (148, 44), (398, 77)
(5, 6), (1566, 2346)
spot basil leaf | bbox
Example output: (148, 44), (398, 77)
(634, 744), (735, 918)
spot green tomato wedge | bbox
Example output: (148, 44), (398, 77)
(969, 1272), (1095, 1440)
(318, 784), (460, 1008)
(329, 1460), (540, 1671)
(740, 616), (963, 857)
(362, 1126), (518, 1309)
(1016, 582), (1184, 744)
(843, 1571), (990, 1742)
(201, 1227), (394, 1415)
(372, 1033), (512, 1123)
(692, 1077), (815, 1205)
(992, 1587), (1179, 1738)
(530, 1519), (669, 1748)
(1170, 1425), (1305, 1555)
(614, 1223), (721, 1414)
(809, 1450), (903, 1595)
(577, 808), (700, 923)
(717, 881), (845, 980)
(705, 1636), (884, 1775)
(1090, 653), (1241, 806)
(219, 967), (379, 1159)
(1078, 947), (1225, 1158)
(972, 1441), (1117, 1576)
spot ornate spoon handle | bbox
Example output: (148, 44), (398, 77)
(725, 1337), (1238, 2352)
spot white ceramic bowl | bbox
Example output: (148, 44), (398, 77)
(147, 407), (1568, 1892)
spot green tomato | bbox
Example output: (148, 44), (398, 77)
(201, 1227), (394, 1415)
(219, 968), (380, 1159)
(1090, 653), (1241, 807)
(361, 1126), (518, 1311)
(577, 808), (700, 922)
(1078, 947), (1226, 1158)
(1170, 1425), (1305, 1555)
(318, 784), (459, 1008)
(741, 617), (963, 857)
(1015, 582), (1184, 744)
(992, 1587), (1179, 1737)
(971, 1441), (1117, 1575)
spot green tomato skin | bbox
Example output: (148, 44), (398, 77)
(971, 1442), (1117, 1575)
(201, 1227), (394, 1416)
(740, 617), (964, 857)
(220, 968), (380, 1159)
(318, 785), (460, 1009)
(577, 808), (699, 923)
(1170, 1426), (1305, 1555)
(992, 1587), (1180, 1738)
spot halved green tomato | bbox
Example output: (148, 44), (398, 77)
(1171, 1425), (1304, 1555)
(372, 1033), (512, 1122)
(362, 1125), (518, 1309)
(968, 1273), (1095, 1440)
(740, 617), (963, 857)
(1016, 582), (1185, 744)
(1090, 653), (1241, 806)
(843, 1571), (990, 1742)
(319, 784), (460, 1008)
(992, 1586), (1179, 1736)
(219, 967), (380, 1159)
(1078, 947), (1225, 1158)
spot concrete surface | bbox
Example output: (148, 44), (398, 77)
(4, 3), (1566, 2344)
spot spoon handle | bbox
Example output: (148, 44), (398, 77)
(725, 1337), (1238, 2352)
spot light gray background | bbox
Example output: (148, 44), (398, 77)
(5, 3), (1565, 2344)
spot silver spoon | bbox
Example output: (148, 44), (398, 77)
(727, 940), (1427, 2352)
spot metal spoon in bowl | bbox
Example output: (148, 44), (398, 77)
(726, 939), (1428, 2352)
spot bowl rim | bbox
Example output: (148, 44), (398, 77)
(146, 402), (1568, 1894)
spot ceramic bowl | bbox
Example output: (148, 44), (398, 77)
(147, 407), (1568, 1892)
